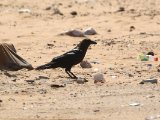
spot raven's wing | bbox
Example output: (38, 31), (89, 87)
(36, 48), (84, 70)
(51, 48), (83, 66)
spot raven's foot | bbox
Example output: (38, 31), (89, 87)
(65, 70), (77, 79)
(72, 76), (78, 79)
(68, 74), (77, 79)
(69, 72), (78, 79)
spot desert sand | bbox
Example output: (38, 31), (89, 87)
(0, 0), (160, 120)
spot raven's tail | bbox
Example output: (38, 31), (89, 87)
(35, 62), (56, 70)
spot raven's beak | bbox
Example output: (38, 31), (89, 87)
(90, 40), (97, 44)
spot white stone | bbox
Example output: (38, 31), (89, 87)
(62, 29), (85, 37)
(18, 9), (31, 13)
(84, 27), (97, 35)
(93, 73), (105, 83)
(129, 102), (141, 106)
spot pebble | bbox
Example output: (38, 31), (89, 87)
(80, 60), (92, 68)
(45, 6), (52, 10)
(90, 60), (100, 64)
(25, 80), (35, 84)
(117, 7), (125, 12)
(93, 68), (99, 72)
(37, 89), (47, 94)
(60, 29), (85, 37)
(93, 73), (105, 83)
(139, 79), (158, 84)
(70, 11), (77, 16)
(129, 102), (142, 106)
(10, 78), (16, 82)
(18, 9), (31, 13)
(76, 77), (88, 84)
(52, 8), (63, 15)
(50, 84), (65, 88)
(111, 75), (117, 79)
(130, 26), (135, 32)
(93, 109), (100, 112)
(83, 27), (97, 35)
(107, 29), (111, 32)
(37, 75), (49, 80)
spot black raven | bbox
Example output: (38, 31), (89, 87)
(36, 39), (97, 78)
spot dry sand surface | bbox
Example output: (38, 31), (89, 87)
(0, 0), (160, 120)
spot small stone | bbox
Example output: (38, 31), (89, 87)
(90, 60), (100, 64)
(80, 60), (92, 68)
(107, 29), (111, 32)
(129, 102), (141, 106)
(128, 74), (133, 77)
(18, 9), (31, 13)
(139, 79), (158, 84)
(38, 89), (47, 94)
(140, 32), (146, 34)
(130, 9), (135, 12)
(93, 68), (99, 72)
(83, 27), (97, 35)
(10, 78), (16, 82)
(38, 76), (49, 80)
(93, 109), (100, 112)
(157, 65), (160, 72)
(93, 73), (105, 83)
(111, 75), (117, 79)
(47, 43), (54, 48)
(70, 11), (77, 16)
(76, 77), (88, 84)
(45, 6), (52, 10)
(50, 84), (65, 88)
(60, 29), (85, 37)
(52, 8), (63, 15)
(25, 80), (35, 84)
(117, 7), (125, 12)
(147, 64), (152, 70)
(130, 26), (135, 32)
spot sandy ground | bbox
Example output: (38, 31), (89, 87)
(0, 0), (160, 120)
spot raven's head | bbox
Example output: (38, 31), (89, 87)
(76, 38), (97, 51)
(81, 39), (97, 45)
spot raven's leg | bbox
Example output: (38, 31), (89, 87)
(65, 67), (77, 79)
(69, 71), (77, 79)
(68, 67), (77, 79)
(65, 68), (74, 78)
